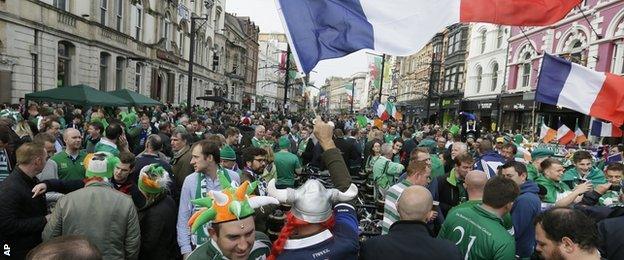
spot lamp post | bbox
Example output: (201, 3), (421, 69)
(186, 13), (210, 114)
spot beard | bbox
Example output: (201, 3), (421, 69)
(539, 247), (565, 260)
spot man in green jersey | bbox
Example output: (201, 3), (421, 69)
(438, 176), (519, 259)
(49, 128), (87, 180)
(273, 136), (301, 188)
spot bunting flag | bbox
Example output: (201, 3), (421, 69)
(574, 125), (588, 145)
(540, 124), (557, 143)
(556, 124), (574, 145)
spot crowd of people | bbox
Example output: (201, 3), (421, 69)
(0, 100), (623, 260)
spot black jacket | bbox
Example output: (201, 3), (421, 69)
(335, 137), (361, 170)
(429, 174), (464, 217)
(138, 195), (180, 260)
(360, 221), (461, 260)
(0, 168), (48, 259)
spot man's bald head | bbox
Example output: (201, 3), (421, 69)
(63, 128), (80, 139)
(464, 170), (488, 200)
(397, 186), (433, 222)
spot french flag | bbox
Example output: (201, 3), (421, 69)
(590, 119), (623, 138)
(276, 0), (581, 73)
(536, 53), (624, 126)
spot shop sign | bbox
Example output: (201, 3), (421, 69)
(430, 102), (437, 108)
(478, 102), (493, 109)
(442, 99), (452, 107)
(513, 103), (525, 110)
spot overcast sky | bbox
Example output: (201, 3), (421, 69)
(226, 0), (369, 88)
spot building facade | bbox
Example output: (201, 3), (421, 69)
(256, 33), (284, 112)
(436, 23), (469, 126)
(505, 0), (624, 133)
(0, 0), (259, 109)
(396, 41), (433, 123)
(463, 23), (510, 130)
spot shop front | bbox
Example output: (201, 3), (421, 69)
(500, 93), (536, 133)
(538, 104), (590, 131)
(462, 98), (499, 132)
(427, 99), (440, 124)
(440, 97), (460, 127)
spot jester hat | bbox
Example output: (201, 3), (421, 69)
(188, 172), (279, 233)
(138, 164), (170, 194)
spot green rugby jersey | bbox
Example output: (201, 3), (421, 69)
(438, 203), (516, 260)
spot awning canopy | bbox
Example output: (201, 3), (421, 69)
(196, 96), (239, 104)
(25, 84), (132, 107)
(108, 89), (162, 106)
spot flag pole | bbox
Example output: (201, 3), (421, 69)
(531, 100), (537, 143)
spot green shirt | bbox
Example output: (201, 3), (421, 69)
(562, 167), (606, 190)
(94, 140), (120, 157)
(51, 150), (87, 180)
(431, 155), (445, 179)
(526, 163), (540, 181)
(535, 175), (571, 204)
(438, 204), (516, 260)
(384, 133), (399, 143)
(274, 150), (301, 188)
(599, 190), (623, 207)
(449, 200), (514, 232)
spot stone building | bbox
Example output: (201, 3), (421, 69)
(0, 0), (259, 109)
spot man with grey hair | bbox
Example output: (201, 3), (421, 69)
(373, 143), (405, 196)
(361, 186), (461, 259)
(450, 142), (468, 160)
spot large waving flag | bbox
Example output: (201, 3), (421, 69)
(276, 0), (581, 73)
(590, 119), (623, 137)
(556, 124), (574, 145)
(536, 53), (624, 126)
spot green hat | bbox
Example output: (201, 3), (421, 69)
(84, 152), (119, 178)
(531, 148), (554, 160)
(220, 145), (237, 161)
(138, 164), (169, 194)
(278, 136), (291, 149)
(417, 139), (437, 153)
(449, 125), (460, 136)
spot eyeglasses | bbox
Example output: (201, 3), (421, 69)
(254, 158), (267, 163)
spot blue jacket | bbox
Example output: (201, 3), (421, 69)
(511, 181), (541, 258)
(474, 151), (507, 178)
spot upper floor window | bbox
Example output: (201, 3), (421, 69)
(491, 62), (499, 91)
(133, 4), (142, 40)
(476, 66), (483, 93)
(479, 30), (487, 53)
(57, 41), (74, 87)
(496, 26), (504, 48)
(53, 0), (68, 11)
(115, 0), (123, 31)
(520, 52), (532, 88)
(100, 0), (108, 26)
(99, 52), (110, 91)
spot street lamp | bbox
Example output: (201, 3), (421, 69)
(186, 4), (212, 114)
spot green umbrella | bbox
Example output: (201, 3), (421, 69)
(108, 89), (162, 106)
(25, 84), (132, 107)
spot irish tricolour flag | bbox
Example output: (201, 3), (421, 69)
(536, 53), (624, 126)
(277, 0), (581, 73)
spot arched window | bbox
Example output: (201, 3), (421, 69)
(99, 52), (110, 91)
(569, 41), (584, 65)
(521, 53), (532, 88)
(476, 66), (483, 93)
(491, 62), (499, 91)
(479, 30), (487, 53)
(115, 57), (125, 90)
(57, 41), (74, 87)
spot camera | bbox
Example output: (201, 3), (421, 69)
(609, 185), (622, 192)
